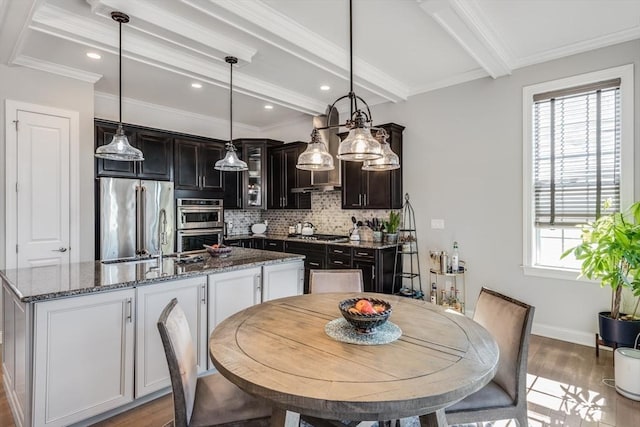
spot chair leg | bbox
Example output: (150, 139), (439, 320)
(595, 333), (600, 358)
(516, 413), (529, 426)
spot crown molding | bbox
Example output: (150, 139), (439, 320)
(12, 54), (102, 83)
(181, 0), (409, 102)
(409, 67), (488, 96)
(419, 0), (512, 78)
(0, 0), (40, 65)
(31, 3), (327, 115)
(511, 25), (640, 69)
(87, 0), (256, 64)
(95, 91), (260, 133)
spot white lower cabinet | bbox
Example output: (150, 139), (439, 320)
(32, 289), (135, 427)
(262, 261), (304, 302)
(208, 266), (262, 332)
(135, 277), (207, 398)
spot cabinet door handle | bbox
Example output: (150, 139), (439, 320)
(358, 194), (362, 206)
(309, 262), (320, 267)
(356, 252), (369, 256)
(126, 298), (132, 323)
(364, 194), (367, 206)
(333, 260), (344, 265)
(333, 249), (344, 254)
(201, 284), (206, 304)
(371, 265), (375, 280)
(202, 176), (206, 188)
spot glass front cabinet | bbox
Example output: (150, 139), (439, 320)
(242, 141), (267, 209)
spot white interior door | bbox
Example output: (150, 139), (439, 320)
(12, 108), (70, 268)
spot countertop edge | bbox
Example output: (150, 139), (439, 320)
(225, 234), (399, 250)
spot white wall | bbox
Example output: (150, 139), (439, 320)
(94, 91), (261, 140)
(263, 40), (640, 346)
(0, 64), (95, 269)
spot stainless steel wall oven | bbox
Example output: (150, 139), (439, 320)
(176, 198), (224, 253)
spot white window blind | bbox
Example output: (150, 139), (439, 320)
(533, 79), (621, 226)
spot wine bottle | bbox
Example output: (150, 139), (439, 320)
(451, 241), (459, 273)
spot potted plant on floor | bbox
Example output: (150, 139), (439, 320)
(383, 211), (401, 244)
(562, 201), (640, 348)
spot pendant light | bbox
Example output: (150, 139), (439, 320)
(296, 0), (382, 169)
(215, 56), (248, 172)
(362, 128), (400, 171)
(296, 129), (334, 171)
(95, 12), (144, 162)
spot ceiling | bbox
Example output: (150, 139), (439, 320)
(1, 0), (639, 131)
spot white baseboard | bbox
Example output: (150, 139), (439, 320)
(531, 322), (598, 348)
(465, 309), (599, 349)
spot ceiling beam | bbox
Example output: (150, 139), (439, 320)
(30, 3), (327, 115)
(13, 55), (103, 83)
(419, 0), (512, 79)
(182, 0), (409, 103)
(87, 0), (257, 64)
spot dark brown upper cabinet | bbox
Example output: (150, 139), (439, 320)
(174, 138), (224, 192)
(341, 122), (404, 209)
(95, 120), (173, 181)
(267, 142), (311, 210)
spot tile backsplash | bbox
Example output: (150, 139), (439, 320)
(224, 191), (397, 237)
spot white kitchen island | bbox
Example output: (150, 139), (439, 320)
(1, 248), (304, 427)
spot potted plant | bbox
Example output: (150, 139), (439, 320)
(383, 211), (401, 244)
(562, 200), (640, 348)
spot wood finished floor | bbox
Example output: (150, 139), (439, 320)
(1, 335), (639, 427)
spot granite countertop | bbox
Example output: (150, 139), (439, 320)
(225, 233), (399, 250)
(0, 248), (304, 303)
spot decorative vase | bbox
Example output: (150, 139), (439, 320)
(373, 231), (383, 243)
(385, 233), (398, 244)
(599, 311), (640, 348)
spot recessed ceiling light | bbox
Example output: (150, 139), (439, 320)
(191, 82), (203, 89)
(86, 52), (101, 60)
(264, 105), (274, 110)
(320, 85), (330, 91)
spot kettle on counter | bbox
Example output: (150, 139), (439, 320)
(301, 222), (315, 236)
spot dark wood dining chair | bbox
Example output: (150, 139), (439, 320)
(157, 298), (271, 427)
(445, 287), (535, 427)
(309, 269), (363, 293)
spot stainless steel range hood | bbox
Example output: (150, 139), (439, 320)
(291, 106), (341, 193)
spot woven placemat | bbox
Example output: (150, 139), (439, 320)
(325, 318), (402, 345)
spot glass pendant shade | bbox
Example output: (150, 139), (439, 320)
(215, 55), (248, 172)
(337, 125), (382, 161)
(215, 143), (248, 171)
(95, 125), (144, 161)
(297, 129), (334, 171)
(94, 12), (143, 162)
(362, 129), (399, 171)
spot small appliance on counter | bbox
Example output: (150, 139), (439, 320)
(301, 222), (315, 235)
(251, 222), (267, 235)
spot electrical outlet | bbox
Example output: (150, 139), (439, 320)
(431, 219), (445, 229)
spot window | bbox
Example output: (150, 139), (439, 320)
(523, 65), (634, 279)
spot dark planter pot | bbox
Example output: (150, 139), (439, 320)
(599, 311), (640, 348)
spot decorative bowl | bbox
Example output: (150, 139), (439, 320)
(204, 244), (232, 257)
(338, 298), (392, 334)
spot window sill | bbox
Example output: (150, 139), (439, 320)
(522, 265), (598, 283)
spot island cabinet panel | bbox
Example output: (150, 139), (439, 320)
(135, 277), (208, 398)
(32, 289), (135, 427)
(207, 267), (262, 368)
(3, 284), (30, 427)
(262, 261), (304, 302)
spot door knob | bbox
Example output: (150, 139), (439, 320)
(52, 247), (68, 252)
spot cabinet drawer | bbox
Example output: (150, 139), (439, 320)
(352, 247), (375, 260)
(263, 239), (285, 252)
(327, 256), (351, 268)
(327, 245), (350, 257)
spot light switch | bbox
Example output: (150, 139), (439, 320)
(431, 219), (445, 229)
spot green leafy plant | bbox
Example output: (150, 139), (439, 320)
(562, 201), (640, 320)
(383, 211), (401, 234)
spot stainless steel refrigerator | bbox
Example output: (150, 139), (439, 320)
(99, 178), (175, 260)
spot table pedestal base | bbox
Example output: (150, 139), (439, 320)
(271, 408), (300, 427)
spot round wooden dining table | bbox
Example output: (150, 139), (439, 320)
(209, 292), (498, 427)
